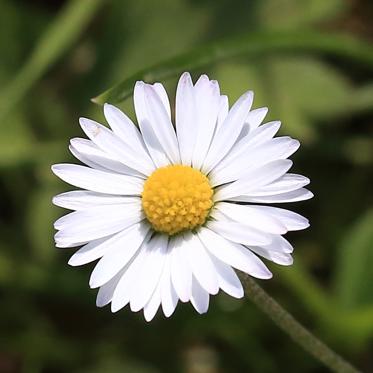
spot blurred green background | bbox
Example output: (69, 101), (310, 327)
(0, 0), (372, 372)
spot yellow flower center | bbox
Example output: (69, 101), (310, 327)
(142, 165), (213, 235)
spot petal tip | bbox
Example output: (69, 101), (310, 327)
(67, 257), (79, 267)
(103, 102), (113, 114)
(89, 276), (100, 289)
(237, 290), (244, 299)
(110, 303), (122, 313)
(180, 71), (191, 80)
(51, 164), (61, 175)
(135, 81), (145, 89)
(144, 312), (155, 322)
(96, 299), (106, 308)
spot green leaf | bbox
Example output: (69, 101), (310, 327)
(107, 0), (211, 81)
(0, 110), (66, 167)
(214, 57), (352, 141)
(212, 63), (265, 103)
(276, 261), (332, 319)
(92, 31), (373, 105)
(258, 0), (346, 30)
(347, 83), (373, 116)
(334, 210), (373, 309)
(262, 57), (352, 141)
(0, 0), (105, 121)
(0, 111), (36, 167)
(277, 255), (373, 347)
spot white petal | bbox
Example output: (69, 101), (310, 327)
(253, 235), (294, 255)
(245, 107), (268, 131)
(67, 221), (149, 266)
(175, 72), (197, 166)
(235, 123), (251, 143)
(269, 235), (294, 253)
(191, 76), (220, 170)
(264, 136), (300, 159)
(160, 254), (178, 317)
(170, 235), (192, 302)
(69, 144), (105, 171)
(183, 232), (219, 295)
(79, 118), (154, 176)
(210, 137), (300, 187)
(216, 95), (229, 131)
(152, 83), (171, 119)
(245, 121), (282, 147)
(209, 254), (244, 298)
(210, 120), (281, 175)
(69, 138), (124, 174)
(214, 160), (293, 202)
(246, 174), (310, 196)
(244, 206), (309, 231)
(214, 202), (287, 235)
(129, 234), (169, 312)
(89, 222), (150, 288)
(190, 276), (210, 314)
(70, 138), (144, 177)
(54, 202), (139, 229)
(248, 245), (293, 266)
(110, 242), (150, 312)
(68, 236), (112, 266)
(143, 284), (162, 322)
(207, 218), (272, 246)
(103, 104), (147, 151)
(52, 164), (144, 195)
(267, 137), (301, 161)
(53, 191), (139, 210)
(198, 227), (272, 279)
(54, 204), (143, 247)
(134, 82), (171, 167)
(143, 84), (180, 164)
(230, 188), (314, 203)
(202, 91), (254, 173)
(96, 268), (125, 307)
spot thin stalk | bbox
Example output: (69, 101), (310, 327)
(239, 273), (361, 373)
(92, 30), (373, 105)
(0, 0), (105, 122)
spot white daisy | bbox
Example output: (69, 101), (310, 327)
(52, 72), (313, 321)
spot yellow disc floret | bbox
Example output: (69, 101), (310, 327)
(142, 165), (213, 235)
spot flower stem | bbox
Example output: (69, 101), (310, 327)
(239, 273), (361, 373)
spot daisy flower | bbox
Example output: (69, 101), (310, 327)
(52, 72), (313, 321)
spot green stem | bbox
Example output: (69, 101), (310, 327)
(92, 30), (373, 105)
(239, 273), (361, 373)
(0, 0), (105, 121)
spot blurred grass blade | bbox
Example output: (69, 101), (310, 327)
(334, 210), (373, 310)
(277, 259), (373, 346)
(92, 31), (373, 104)
(0, 0), (104, 121)
(277, 264), (332, 319)
(240, 275), (360, 373)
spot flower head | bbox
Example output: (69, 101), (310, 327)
(52, 72), (313, 321)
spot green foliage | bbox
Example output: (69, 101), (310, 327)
(334, 210), (373, 309)
(0, 0), (372, 371)
(214, 57), (353, 141)
(0, 0), (105, 121)
(258, 0), (346, 29)
(92, 30), (373, 105)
